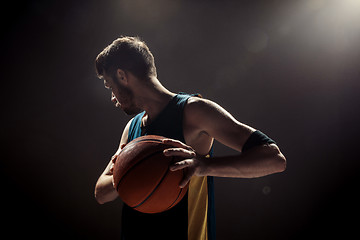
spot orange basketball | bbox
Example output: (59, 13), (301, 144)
(112, 135), (188, 214)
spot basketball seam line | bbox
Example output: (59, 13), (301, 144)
(165, 175), (184, 211)
(115, 149), (166, 191)
(130, 137), (163, 145)
(132, 167), (170, 210)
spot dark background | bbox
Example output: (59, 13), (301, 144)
(2, 0), (360, 239)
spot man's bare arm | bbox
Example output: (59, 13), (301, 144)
(94, 119), (131, 204)
(94, 158), (119, 204)
(163, 97), (286, 187)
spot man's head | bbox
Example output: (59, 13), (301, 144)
(95, 36), (157, 81)
(95, 36), (156, 115)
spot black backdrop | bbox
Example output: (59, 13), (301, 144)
(2, 0), (360, 239)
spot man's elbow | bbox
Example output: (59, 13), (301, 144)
(94, 180), (118, 204)
(269, 144), (287, 173)
(94, 182), (114, 205)
(275, 152), (287, 173)
(94, 186), (106, 205)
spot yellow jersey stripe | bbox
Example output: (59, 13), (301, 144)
(188, 175), (208, 240)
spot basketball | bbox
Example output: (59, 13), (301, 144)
(112, 135), (188, 214)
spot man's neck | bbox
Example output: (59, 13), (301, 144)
(135, 78), (175, 125)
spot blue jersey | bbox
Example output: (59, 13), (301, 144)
(121, 93), (216, 240)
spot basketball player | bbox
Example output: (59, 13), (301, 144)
(94, 36), (286, 240)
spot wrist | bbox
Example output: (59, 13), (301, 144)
(196, 154), (213, 176)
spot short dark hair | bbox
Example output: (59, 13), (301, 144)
(95, 36), (157, 80)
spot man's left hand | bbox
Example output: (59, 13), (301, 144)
(162, 139), (207, 188)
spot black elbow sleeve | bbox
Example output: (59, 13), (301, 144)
(242, 130), (276, 152)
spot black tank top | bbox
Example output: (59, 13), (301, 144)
(121, 93), (216, 240)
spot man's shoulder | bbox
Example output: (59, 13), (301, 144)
(186, 95), (207, 107)
(184, 97), (221, 126)
(186, 96), (218, 114)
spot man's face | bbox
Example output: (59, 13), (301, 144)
(102, 72), (141, 115)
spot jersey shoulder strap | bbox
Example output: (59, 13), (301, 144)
(128, 111), (145, 142)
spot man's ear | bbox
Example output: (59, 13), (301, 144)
(116, 69), (128, 84)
